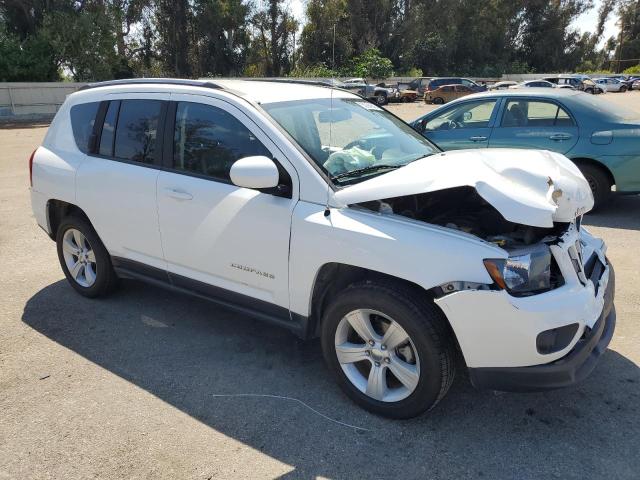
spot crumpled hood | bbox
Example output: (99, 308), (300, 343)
(333, 148), (594, 228)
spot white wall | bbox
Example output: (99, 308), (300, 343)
(0, 83), (86, 119)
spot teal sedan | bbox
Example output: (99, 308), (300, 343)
(410, 89), (640, 206)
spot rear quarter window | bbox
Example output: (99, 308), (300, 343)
(70, 102), (99, 153)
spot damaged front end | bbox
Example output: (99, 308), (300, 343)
(355, 184), (613, 375)
(356, 186), (570, 297)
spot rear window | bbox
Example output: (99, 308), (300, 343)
(70, 102), (99, 153)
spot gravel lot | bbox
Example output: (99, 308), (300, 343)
(1, 92), (639, 480)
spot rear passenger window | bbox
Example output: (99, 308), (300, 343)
(173, 102), (270, 182)
(70, 102), (99, 153)
(113, 100), (162, 164)
(502, 100), (575, 127)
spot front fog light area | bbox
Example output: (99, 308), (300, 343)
(484, 243), (555, 295)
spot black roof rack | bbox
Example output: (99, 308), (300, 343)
(78, 78), (224, 91)
(245, 78), (340, 88)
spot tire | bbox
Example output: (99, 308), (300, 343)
(320, 281), (456, 419)
(375, 93), (388, 105)
(584, 87), (594, 94)
(56, 214), (118, 298)
(578, 163), (612, 208)
(433, 97), (444, 104)
(620, 85), (627, 93)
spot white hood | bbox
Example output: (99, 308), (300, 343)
(333, 149), (593, 228)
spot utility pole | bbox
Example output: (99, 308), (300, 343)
(617, 16), (624, 73)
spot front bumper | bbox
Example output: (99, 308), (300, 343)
(469, 264), (615, 392)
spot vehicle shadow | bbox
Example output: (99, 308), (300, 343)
(22, 279), (640, 479)
(583, 194), (640, 231)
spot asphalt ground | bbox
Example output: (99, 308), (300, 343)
(1, 92), (639, 479)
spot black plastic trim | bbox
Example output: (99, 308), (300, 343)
(111, 256), (311, 338)
(469, 263), (616, 392)
(79, 78), (224, 91)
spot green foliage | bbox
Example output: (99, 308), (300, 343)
(0, 0), (632, 81)
(348, 49), (394, 79)
(0, 27), (59, 81)
(623, 64), (640, 74)
(288, 63), (337, 78)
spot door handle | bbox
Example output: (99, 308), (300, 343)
(469, 136), (488, 142)
(549, 133), (572, 141)
(164, 188), (193, 201)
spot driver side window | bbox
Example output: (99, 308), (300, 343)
(424, 100), (497, 131)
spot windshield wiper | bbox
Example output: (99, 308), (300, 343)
(331, 164), (402, 181)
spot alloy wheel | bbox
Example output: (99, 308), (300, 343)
(334, 309), (420, 402)
(61, 228), (97, 287)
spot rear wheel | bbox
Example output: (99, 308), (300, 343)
(56, 215), (118, 297)
(578, 164), (612, 208)
(321, 282), (456, 418)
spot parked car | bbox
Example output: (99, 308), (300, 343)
(30, 78), (615, 419)
(411, 88), (640, 206)
(424, 84), (475, 104)
(633, 78), (640, 90)
(594, 78), (628, 92)
(489, 81), (518, 90)
(510, 80), (556, 89)
(544, 75), (602, 94)
(407, 77), (487, 95)
(341, 78), (398, 105)
(397, 89), (418, 102)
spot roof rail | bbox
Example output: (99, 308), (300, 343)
(245, 78), (338, 88)
(78, 78), (224, 91)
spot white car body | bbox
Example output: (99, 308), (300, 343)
(30, 79), (615, 407)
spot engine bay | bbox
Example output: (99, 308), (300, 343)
(357, 186), (569, 248)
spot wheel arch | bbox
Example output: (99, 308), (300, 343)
(46, 199), (92, 240)
(571, 157), (616, 188)
(306, 262), (457, 342)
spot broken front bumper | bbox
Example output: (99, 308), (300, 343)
(468, 264), (615, 391)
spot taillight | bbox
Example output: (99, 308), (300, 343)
(28, 149), (36, 187)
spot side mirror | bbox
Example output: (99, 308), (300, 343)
(230, 156), (279, 189)
(413, 119), (426, 133)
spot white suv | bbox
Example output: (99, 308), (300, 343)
(30, 79), (615, 418)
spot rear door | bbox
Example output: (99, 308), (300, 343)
(420, 98), (499, 150)
(488, 98), (579, 154)
(76, 93), (168, 271)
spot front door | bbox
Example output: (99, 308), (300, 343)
(488, 98), (579, 154)
(421, 99), (499, 150)
(156, 94), (298, 313)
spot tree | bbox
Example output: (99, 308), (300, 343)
(193, 0), (251, 76)
(155, 0), (192, 76)
(348, 48), (394, 78)
(300, 0), (352, 69)
(249, 0), (298, 76)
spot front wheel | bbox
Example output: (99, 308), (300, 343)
(375, 93), (388, 105)
(432, 97), (444, 104)
(321, 282), (456, 418)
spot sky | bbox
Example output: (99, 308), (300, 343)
(287, 0), (621, 49)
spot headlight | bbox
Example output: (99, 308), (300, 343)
(483, 244), (552, 295)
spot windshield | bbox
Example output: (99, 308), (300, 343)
(263, 97), (438, 184)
